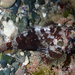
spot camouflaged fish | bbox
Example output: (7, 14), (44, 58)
(0, 23), (75, 55)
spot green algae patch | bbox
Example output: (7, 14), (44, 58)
(63, 10), (72, 18)
(0, 53), (15, 64)
(32, 65), (54, 75)
(0, 53), (3, 61)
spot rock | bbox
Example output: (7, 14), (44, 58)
(31, 11), (41, 24)
(27, 51), (41, 72)
(1, 54), (15, 65)
(16, 16), (28, 33)
(0, 15), (3, 21)
(2, 19), (18, 42)
(0, 37), (3, 45)
(67, 14), (74, 20)
(10, 0), (21, 14)
(35, 2), (40, 9)
(15, 51), (25, 63)
(38, 0), (45, 5)
(20, 51), (24, 56)
(0, 43), (7, 52)
(58, 23), (62, 26)
(66, 20), (74, 27)
(62, 0), (75, 11)
(0, 53), (3, 60)
(42, 12), (47, 18)
(15, 68), (25, 75)
(0, 70), (4, 75)
(52, 67), (64, 75)
(23, 0), (36, 5)
(12, 62), (19, 71)
(22, 56), (29, 66)
(57, 17), (68, 25)
(0, 0), (16, 8)
(0, 60), (7, 68)
(10, 72), (15, 75)
(3, 68), (11, 75)
(49, 14), (63, 23)
(10, 67), (15, 75)
(29, 51), (41, 63)
(49, 50), (62, 59)
(52, 0), (60, 2)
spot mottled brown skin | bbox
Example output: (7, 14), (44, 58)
(0, 25), (75, 67)
(16, 29), (41, 50)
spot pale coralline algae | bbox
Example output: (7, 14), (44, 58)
(2, 19), (18, 42)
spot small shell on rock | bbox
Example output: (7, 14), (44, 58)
(35, 3), (39, 9)
(20, 51), (24, 56)
(30, 51), (35, 56)
(16, 16), (20, 23)
(0, 0), (16, 8)
(58, 23), (62, 26)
